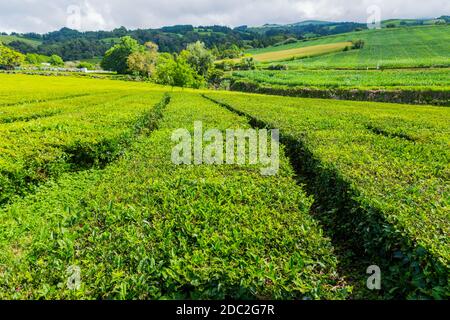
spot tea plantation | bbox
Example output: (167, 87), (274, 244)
(0, 74), (448, 299)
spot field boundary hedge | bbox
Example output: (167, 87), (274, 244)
(230, 80), (450, 106)
(203, 94), (449, 299)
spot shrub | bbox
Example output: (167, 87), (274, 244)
(351, 39), (365, 50)
(267, 64), (289, 70)
(76, 62), (96, 70)
(49, 54), (64, 66)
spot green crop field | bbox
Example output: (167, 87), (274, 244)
(205, 92), (450, 299)
(248, 25), (450, 69)
(232, 68), (450, 91)
(230, 25), (450, 104)
(0, 74), (169, 204)
(230, 42), (352, 63)
(0, 74), (448, 300)
(0, 75), (348, 300)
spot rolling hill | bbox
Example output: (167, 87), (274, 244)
(247, 25), (450, 69)
(0, 35), (42, 48)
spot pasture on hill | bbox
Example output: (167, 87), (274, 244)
(248, 25), (450, 69)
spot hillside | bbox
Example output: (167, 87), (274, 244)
(247, 25), (450, 69)
(230, 42), (351, 62)
(0, 35), (42, 47)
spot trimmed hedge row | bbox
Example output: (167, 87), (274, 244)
(0, 90), (166, 205)
(205, 92), (450, 299)
(230, 79), (450, 106)
(0, 92), (349, 300)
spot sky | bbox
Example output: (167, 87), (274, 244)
(0, 0), (448, 34)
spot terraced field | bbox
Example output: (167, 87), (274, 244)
(0, 74), (448, 300)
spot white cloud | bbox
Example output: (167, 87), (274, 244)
(0, 0), (448, 33)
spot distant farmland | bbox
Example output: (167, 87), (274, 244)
(248, 25), (450, 69)
(244, 42), (352, 62)
(230, 25), (450, 105)
(232, 68), (450, 91)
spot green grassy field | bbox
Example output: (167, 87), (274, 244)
(248, 25), (450, 69)
(381, 19), (446, 27)
(0, 35), (42, 48)
(0, 74), (448, 299)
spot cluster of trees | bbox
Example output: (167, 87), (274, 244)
(3, 21), (369, 62)
(24, 53), (64, 66)
(37, 38), (112, 61)
(0, 44), (65, 69)
(212, 44), (243, 59)
(351, 40), (365, 50)
(7, 40), (36, 54)
(0, 44), (24, 69)
(101, 36), (220, 88)
(215, 57), (256, 72)
(76, 62), (96, 70)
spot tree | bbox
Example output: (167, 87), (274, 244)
(184, 41), (215, 77)
(49, 54), (64, 66)
(216, 44), (243, 59)
(206, 67), (225, 88)
(25, 53), (49, 65)
(154, 52), (204, 88)
(127, 42), (159, 77)
(7, 40), (37, 54)
(77, 62), (95, 70)
(234, 57), (256, 70)
(154, 53), (177, 86)
(101, 36), (143, 74)
(0, 44), (25, 69)
(352, 40), (365, 50)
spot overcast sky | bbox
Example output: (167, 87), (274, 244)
(0, 0), (448, 33)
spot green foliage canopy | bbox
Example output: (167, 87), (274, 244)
(184, 41), (215, 77)
(49, 54), (64, 66)
(101, 36), (143, 74)
(127, 42), (159, 77)
(154, 52), (204, 88)
(0, 44), (25, 69)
